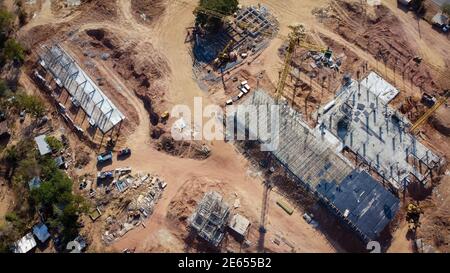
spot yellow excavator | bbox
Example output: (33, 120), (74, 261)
(406, 202), (423, 232)
(213, 39), (235, 68)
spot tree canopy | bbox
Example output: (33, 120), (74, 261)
(3, 39), (25, 63)
(1, 139), (89, 249)
(31, 156), (89, 242)
(0, 9), (13, 34)
(196, 0), (239, 31)
(45, 136), (63, 153)
(443, 4), (450, 16)
(14, 93), (46, 118)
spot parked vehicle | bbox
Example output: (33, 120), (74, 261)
(118, 148), (131, 158)
(97, 151), (113, 163)
(97, 171), (113, 180)
(303, 213), (319, 228)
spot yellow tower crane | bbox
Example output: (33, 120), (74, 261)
(410, 90), (449, 133)
(275, 24), (306, 103)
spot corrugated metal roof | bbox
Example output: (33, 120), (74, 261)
(34, 134), (51, 155)
(13, 233), (37, 253)
(235, 90), (400, 241)
(38, 44), (125, 133)
(316, 170), (400, 240)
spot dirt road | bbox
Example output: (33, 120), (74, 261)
(17, 0), (448, 253)
(64, 0), (334, 252)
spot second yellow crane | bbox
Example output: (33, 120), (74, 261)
(410, 90), (449, 133)
(275, 24), (306, 103)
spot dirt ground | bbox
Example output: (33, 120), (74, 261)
(1, 0), (448, 253)
(9, 0), (334, 252)
(0, 185), (14, 227)
(131, 0), (166, 25)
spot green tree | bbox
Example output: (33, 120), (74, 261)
(443, 4), (450, 16)
(0, 9), (14, 52)
(3, 139), (35, 171)
(3, 39), (25, 63)
(56, 194), (89, 241)
(0, 80), (9, 97)
(45, 136), (63, 152)
(32, 171), (72, 206)
(15, 156), (40, 182)
(4, 212), (26, 231)
(0, 9), (13, 34)
(196, 0), (239, 31)
(31, 163), (89, 244)
(0, 222), (21, 252)
(15, 93), (45, 118)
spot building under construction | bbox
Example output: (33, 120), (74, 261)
(319, 72), (442, 190)
(189, 191), (231, 247)
(233, 89), (400, 242)
(36, 44), (125, 136)
(194, 5), (278, 71)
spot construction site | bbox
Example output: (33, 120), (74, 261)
(0, 0), (449, 254)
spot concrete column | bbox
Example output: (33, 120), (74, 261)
(350, 131), (353, 147)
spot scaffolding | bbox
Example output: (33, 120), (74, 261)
(37, 44), (125, 134)
(189, 191), (230, 247)
(233, 90), (400, 241)
(234, 5), (277, 38)
(237, 90), (354, 189)
(319, 72), (442, 190)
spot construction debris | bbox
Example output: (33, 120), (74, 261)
(101, 173), (166, 244)
(228, 214), (251, 239)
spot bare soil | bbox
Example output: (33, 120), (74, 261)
(3, 0), (448, 253)
(318, 1), (441, 94)
(131, 0), (166, 25)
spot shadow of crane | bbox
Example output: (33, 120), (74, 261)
(257, 180), (272, 253)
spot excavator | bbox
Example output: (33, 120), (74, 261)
(213, 39), (235, 68)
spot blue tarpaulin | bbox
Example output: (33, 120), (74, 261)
(28, 177), (42, 190)
(33, 223), (50, 243)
